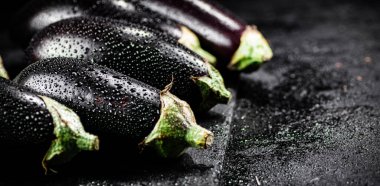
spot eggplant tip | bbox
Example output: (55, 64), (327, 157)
(193, 63), (231, 112)
(140, 91), (214, 158)
(0, 56), (9, 79)
(228, 25), (273, 71)
(178, 26), (217, 65)
(205, 132), (214, 148)
(187, 126), (214, 149)
(40, 96), (99, 173)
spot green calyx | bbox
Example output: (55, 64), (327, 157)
(192, 62), (231, 112)
(39, 96), (99, 174)
(228, 26), (273, 71)
(140, 86), (214, 158)
(0, 56), (9, 79)
(178, 26), (217, 65)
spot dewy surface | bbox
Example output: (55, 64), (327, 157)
(0, 0), (379, 185)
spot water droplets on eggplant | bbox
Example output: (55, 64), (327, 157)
(27, 16), (208, 109)
(15, 58), (162, 140)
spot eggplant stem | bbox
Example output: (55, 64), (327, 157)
(192, 63), (231, 112)
(228, 25), (273, 71)
(140, 89), (214, 158)
(40, 96), (99, 174)
(0, 56), (9, 79)
(178, 26), (217, 65)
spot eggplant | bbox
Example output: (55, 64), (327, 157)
(0, 65), (99, 173)
(14, 58), (214, 158)
(12, 0), (216, 63)
(130, 0), (273, 71)
(26, 16), (230, 112)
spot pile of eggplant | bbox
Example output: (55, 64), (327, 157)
(1, 0), (273, 173)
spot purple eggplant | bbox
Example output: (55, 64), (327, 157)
(25, 16), (230, 112)
(132, 0), (273, 71)
(0, 61), (99, 173)
(15, 58), (214, 158)
(12, 0), (216, 63)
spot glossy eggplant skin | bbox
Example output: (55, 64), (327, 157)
(12, 0), (182, 48)
(15, 58), (161, 142)
(0, 77), (55, 147)
(134, 0), (246, 64)
(26, 16), (209, 110)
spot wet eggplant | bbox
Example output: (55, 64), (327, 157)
(12, 0), (216, 63)
(15, 58), (214, 158)
(132, 0), (273, 71)
(0, 64), (99, 173)
(26, 16), (230, 112)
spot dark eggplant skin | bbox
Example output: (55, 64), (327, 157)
(0, 77), (55, 146)
(12, 0), (216, 63)
(136, 0), (244, 60)
(0, 76), (99, 172)
(12, 0), (180, 47)
(15, 58), (213, 157)
(133, 0), (273, 70)
(26, 16), (230, 112)
(15, 58), (160, 140)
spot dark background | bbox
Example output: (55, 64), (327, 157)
(0, 0), (379, 185)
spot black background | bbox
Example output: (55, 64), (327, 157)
(0, 0), (380, 185)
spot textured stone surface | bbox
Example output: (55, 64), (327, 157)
(221, 0), (380, 185)
(0, 0), (379, 185)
